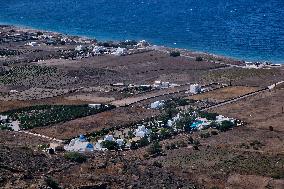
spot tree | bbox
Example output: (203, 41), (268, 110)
(138, 137), (150, 147)
(45, 177), (61, 189)
(218, 120), (234, 132)
(199, 111), (218, 120)
(64, 152), (87, 163)
(170, 51), (180, 57)
(101, 140), (119, 150)
(148, 141), (163, 156)
(195, 56), (203, 61)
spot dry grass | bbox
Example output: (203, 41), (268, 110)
(210, 88), (284, 131)
(188, 86), (259, 103)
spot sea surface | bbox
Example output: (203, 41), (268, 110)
(0, 0), (284, 63)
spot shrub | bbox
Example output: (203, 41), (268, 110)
(101, 140), (119, 150)
(188, 136), (194, 144)
(199, 112), (219, 120)
(200, 132), (211, 138)
(45, 177), (61, 189)
(0, 124), (13, 131)
(195, 56), (203, 61)
(153, 161), (163, 168)
(137, 137), (150, 147)
(218, 120), (235, 132)
(64, 152), (87, 163)
(170, 51), (180, 57)
(148, 141), (163, 156)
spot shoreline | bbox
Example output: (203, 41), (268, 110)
(1, 23), (283, 65)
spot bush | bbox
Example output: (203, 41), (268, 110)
(45, 177), (61, 189)
(195, 56), (203, 61)
(199, 112), (219, 120)
(101, 140), (119, 150)
(188, 136), (194, 144)
(0, 124), (13, 131)
(64, 152), (87, 163)
(200, 132), (211, 138)
(148, 141), (163, 156)
(137, 137), (150, 147)
(170, 51), (180, 57)
(218, 120), (235, 132)
(153, 161), (163, 168)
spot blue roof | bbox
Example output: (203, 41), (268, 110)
(79, 134), (87, 142)
(86, 143), (94, 149)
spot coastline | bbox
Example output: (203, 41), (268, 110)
(1, 23), (283, 65)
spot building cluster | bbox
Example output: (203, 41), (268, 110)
(63, 109), (239, 153)
(72, 39), (151, 58)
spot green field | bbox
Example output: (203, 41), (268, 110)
(3, 104), (114, 129)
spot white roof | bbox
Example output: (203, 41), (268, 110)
(64, 138), (94, 152)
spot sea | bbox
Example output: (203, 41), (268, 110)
(0, 0), (284, 63)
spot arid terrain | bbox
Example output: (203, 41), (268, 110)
(0, 25), (283, 189)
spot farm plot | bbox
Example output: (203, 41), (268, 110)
(2, 104), (114, 129)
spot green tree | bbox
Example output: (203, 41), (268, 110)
(170, 51), (180, 57)
(64, 152), (87, 163)
(148, 141), (163, 156)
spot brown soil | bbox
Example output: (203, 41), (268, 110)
(189, 86), (260, 103)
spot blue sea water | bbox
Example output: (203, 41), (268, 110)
(0, 0), (283, 63)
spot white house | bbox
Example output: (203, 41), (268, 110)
(116, 139), (125, 147)
(25, 42), (39, 47)
(104, 135), (114, 141)
(136, 40), (149, 48)
(190, 84), (201, 94)
(88, 104), (102, 109)
(112, 47), (127, 56)
(64, 135), (94, 152)
(153, 81), (170, 89)
(75, 45), (83, 51)
(150, 101), (165, 109)
(10, 121), (20, 131)
(215, 115), (235, 124)
(0, 115), (8, 122)
(134, 125), (150, 138)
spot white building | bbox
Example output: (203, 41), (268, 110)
(0, 115), (8, 122)
(136, 40), (149, 48)
(134, 125), (150, 138)
(190, 84), (201, 94)
(215, 115), (235, 124)
(116, 139), (125, 147)
(153, 81), (170, 89)
(75, 45), (83, 51)
(88, 104), (102, 109)
(104, 135), (114, 141)
(150, 101), (165, 109)
(64, 135), (94, 152)
(112, 47), (127, 56)
(92, 46), (104, 55)
(25, 42), (39, 47)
